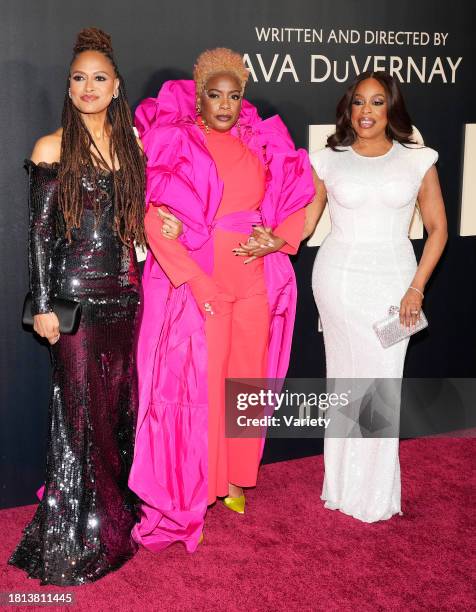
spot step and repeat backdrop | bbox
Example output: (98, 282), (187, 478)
(1, 0), (474, 507)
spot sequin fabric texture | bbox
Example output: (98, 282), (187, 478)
(8, 161), (140, 585)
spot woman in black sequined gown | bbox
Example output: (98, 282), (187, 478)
(9, 29), (151, 586)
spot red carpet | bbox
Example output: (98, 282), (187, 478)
(0, 438), (474, 612)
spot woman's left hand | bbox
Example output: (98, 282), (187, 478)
(399, 288), (424, 328)
(158, 207), (183, 239)
(232, 226), (286, 264)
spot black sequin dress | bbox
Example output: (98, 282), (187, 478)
(8, 161), (140, 585)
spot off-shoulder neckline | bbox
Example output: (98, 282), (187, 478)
(25, 159), (59, 170)
(24, 159), (120, 175)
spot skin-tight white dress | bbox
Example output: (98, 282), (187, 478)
(310, 142), (438, 522)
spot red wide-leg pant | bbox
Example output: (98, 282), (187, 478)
(206, 228), (269, 503)
(206, 292), (269, 503)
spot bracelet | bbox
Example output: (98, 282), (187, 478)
(409, 286), (424, 298)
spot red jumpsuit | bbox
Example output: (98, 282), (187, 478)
(144, 126), (304, 504)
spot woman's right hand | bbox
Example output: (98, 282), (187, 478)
(33, 312), (60, 344)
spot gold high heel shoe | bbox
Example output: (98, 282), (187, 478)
(223, 493), (245, 514)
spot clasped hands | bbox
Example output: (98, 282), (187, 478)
(157, 207), (284, 259)
(232, 226), (285, 263)
(191, 227), (285, 318)
(200, 226), (284, 316)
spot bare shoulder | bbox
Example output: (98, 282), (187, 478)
(30, 129), (62, 164)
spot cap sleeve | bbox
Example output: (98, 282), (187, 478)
(416, 146), (438, 180)
(309, 147), (330, 182)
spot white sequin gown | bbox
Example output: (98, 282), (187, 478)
(310, 142), (438, 522)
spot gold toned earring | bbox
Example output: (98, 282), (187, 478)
(196, 104), (209, 134)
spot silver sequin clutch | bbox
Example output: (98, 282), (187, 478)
(373, 306), (428, 348)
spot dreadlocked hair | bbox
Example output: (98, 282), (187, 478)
(59, 27), (146, 246)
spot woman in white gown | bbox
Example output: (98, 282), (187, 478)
(304, 72), (447, 522)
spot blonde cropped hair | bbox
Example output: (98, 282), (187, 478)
(193, 47), (250, 96)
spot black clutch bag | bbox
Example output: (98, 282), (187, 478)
(22, 292), (82, 334)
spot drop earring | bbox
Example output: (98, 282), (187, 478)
(195, 102), (209, 134)
(68, 88), (72, 99)
(113, 91), (119, 99)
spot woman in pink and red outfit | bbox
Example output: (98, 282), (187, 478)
(129, 48), (315, 552)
